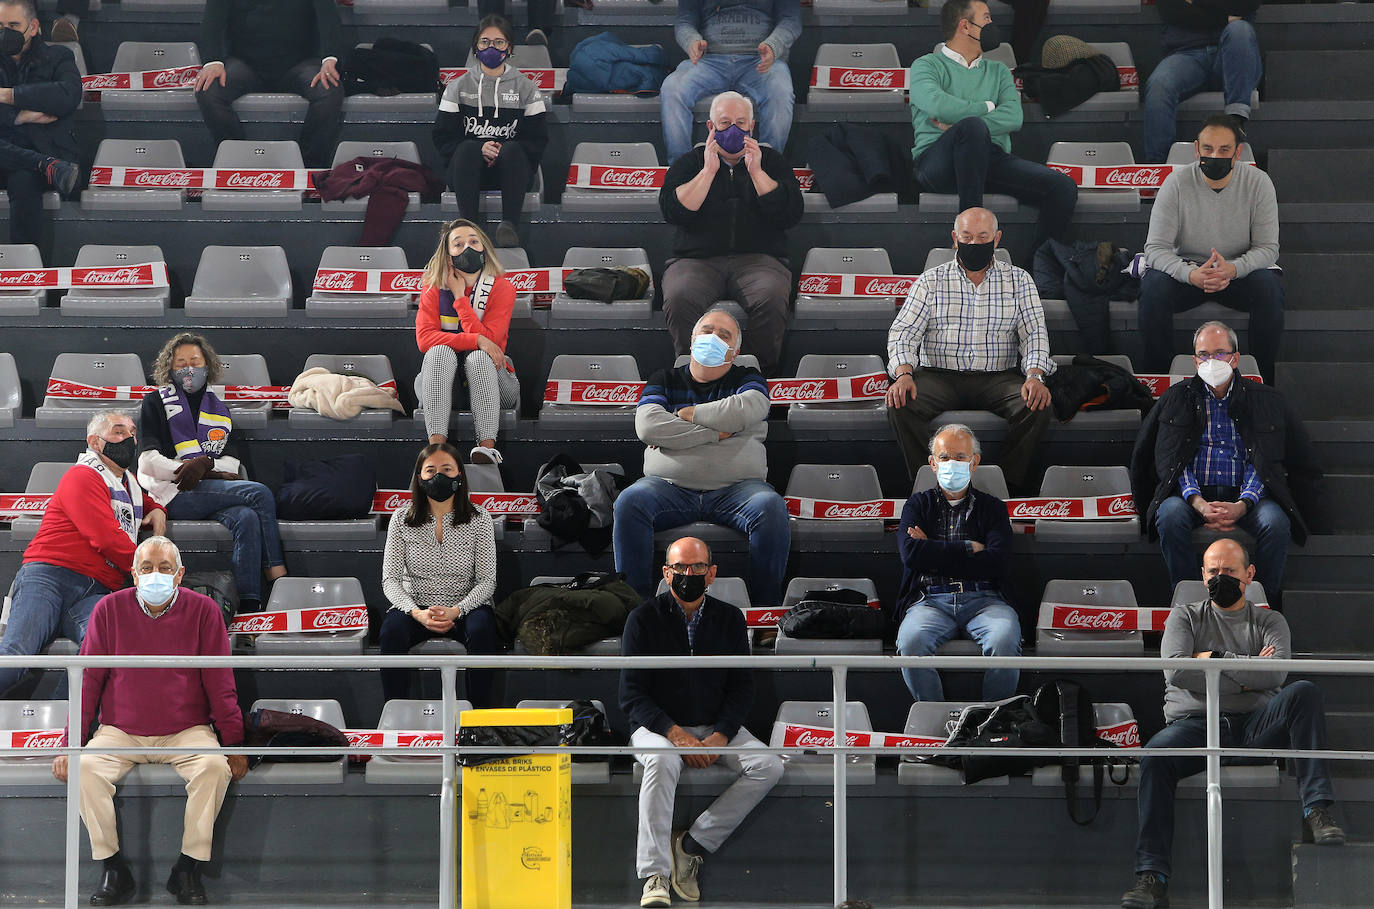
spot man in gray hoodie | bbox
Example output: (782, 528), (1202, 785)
(1121, 538), (1343, 909)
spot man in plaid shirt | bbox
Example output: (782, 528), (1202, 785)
(885, 207), (1054, 494)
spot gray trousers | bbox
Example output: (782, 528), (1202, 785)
(632, 724), (783, 878)
(662, 254), (791, 376)
(417, 345), (519, 442)
(886, 367), (1050, 492)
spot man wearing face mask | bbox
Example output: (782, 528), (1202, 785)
(886, 206), (1054, 495)
(893, 425), (1020, 703)
(1139, 115), (1282, 382)
(620, 536), (783, 908)
(1130, 320), (1319, 612)
(659, 90), (804, 376)
(908, 0), (1078, 245)
(0, 411), (165, 696)
(612, 307), (790, 607)
(1121, 538), (1342, 909)
(52, 536), (248, 907)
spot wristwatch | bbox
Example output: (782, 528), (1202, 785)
(1028, 373), (1047, 384)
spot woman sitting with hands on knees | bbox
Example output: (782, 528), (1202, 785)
(379, 442), (503, 707)
(415, 219), (521, 466)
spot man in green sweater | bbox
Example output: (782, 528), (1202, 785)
(909, 0), (1077, 244)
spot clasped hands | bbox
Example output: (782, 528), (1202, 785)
(412, 604), (459, 633)
(1189, 495), (1248, 532)
(666, 725), (730, 768)
(1189, 249), (1238, 294)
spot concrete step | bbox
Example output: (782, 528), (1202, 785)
(1323, 475), (1374, 532)
(1286, 591), (1374, 655)
(1267, 51), (1374, 101)
(1278, 364), (1374, 419)
(1292, 842), (1374, 908)
(1271, 149), (1374, 203)
(1326, 710), (1374, 755)
(1280, 254), (1374, 313)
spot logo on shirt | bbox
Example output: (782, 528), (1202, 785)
(464, 117), (519, 140)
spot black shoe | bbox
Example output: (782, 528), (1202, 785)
(493, 220), (520, 248)
(166, 861), (208, 905)
(1121, 871), (1169, 909)
(89, 865), (135, 906)
(43, 157), (80, 195)
(1303, 805), (1346, 845)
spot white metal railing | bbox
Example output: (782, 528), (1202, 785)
(3, 652), (1372, 909)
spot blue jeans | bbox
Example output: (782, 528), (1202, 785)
(612, 476), (790, 605)
(1154, 494), (1290, 599)
(1138, 265), (1285, 383)
(1135, 681), (1334, 876)
(1143, 21), (1263, 163)
(0, 562), (110, 694)
(165, 479), (285, 602)
(915, 116), (1078, 243)
(895, 592), (1022, 702)
(378, 604), (503, 707)
(660, 54), (795, 161)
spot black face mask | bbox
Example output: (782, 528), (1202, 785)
(451, 247), (486, 275)
(0, 27), (26, 57)
(969, 20), (1001, 53)
(419, 473), (462, 503)
(956, 240), (996, 272)
(1198, 155), (1235, 181)
(670, 572), (707, 604)
(99, 436), (138, 470)
(1207, 573), (1245, 608)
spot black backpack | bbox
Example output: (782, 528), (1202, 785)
(1032, 679), (1124, 825)
(342, 37), (441, 98)
(182, 569), (238, 628)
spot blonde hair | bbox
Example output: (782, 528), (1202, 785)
(422, 220), (506, 290)
(151, 332), (224, 387)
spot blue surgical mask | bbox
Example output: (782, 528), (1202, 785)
(935, 460), (972, 493)
(690, 333), (731, 368)
(136, 571), (178, 606)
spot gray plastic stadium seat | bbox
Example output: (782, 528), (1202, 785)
(770, 701), (877, 784)
(344, 43), (441, 113)
(808, 44), (904, 111)
(515, 700), (613, 783)
(785, 464), (886, 541)
(1035, 579), (1143, 656)
(654, 577), (750, 611)
(786, 354), (888, 431)
(184, 246), (291, 318)
(1178, 87), (1259, 114)
(99, 42), (201, 113)
(538, 355), (640, 429)
(897, 701), (1011, 785)
(1029, 702), (1139, 785)
(1034, 465), (1139, 542)
(55, 41), (86, 79)
(0, 352), (18, 427)
(8, 462), (68, 543)
(34, 352), (146, 429)
(914, 464), (1009, 499)
(519, 468), (625, 552)
(1166, 142), (1256, 166)
(215, 354), (273, 429)
(1047, 354), (1141, 434)
(550, 247), (653, 321)
(0, 244), (45, 314)
(492, 247), (534, 320)
(120, 0), (203, 10)
(1168, 353), (1262, 378)
(60, 245), (170, 317)
(364, 699), (470, 785)
(408, 637), (467, 657)
(253, 578), (368, 656)
(1046, 141), (1141, 211)
(81, 139), (188, 211)
(465, 463), (507, 543)
(306, 246), (413, 318)
(775, 577), (882, 655)
(354, 0), (449, 11)
(244, 699), (348, 784)
(0, 700), (68, 784)
(561, 142), (663, 213)
(920, 189), (1018, 214)
(795, 247), (901, 320)
(1172, 580), (1268, 610)
(325, 142), (423, 213)
(288, 353), (398, 426)
(201, 140), (305, 212)
(924, 246), (1014, 273)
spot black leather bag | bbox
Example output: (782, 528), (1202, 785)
(927, 695), (1058, 784)
(778, 599), (885, 639)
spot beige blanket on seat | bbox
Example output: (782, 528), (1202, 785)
(288, 367), (405, 420)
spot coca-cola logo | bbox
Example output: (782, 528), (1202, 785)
(0, 271), (49, 286)
(859, 375), (888, 397)
(1097, 722), (1141, 747)
(49, 382), (103, 397)
(798, 275), (838, 295)
(222, 171), (287, 188)
(794, 170), (814, 190)
(83, 74), (123, 90)
(77, 267), (148, 285)
(578, 384), (640, 403)
(596, 168), (659, 188)
(310, 607), (369, 630)
(232, 614), (279, 633)
(837, 69), (897, 88)
(860, 278), (912, 297)
(346, 732), (379, 747)
(771, 380), (829, 401)
(1009, 499), (1075, 519)
(1047, 163), (1077, 178)
(477, 495), (539, 514)
(823, 502), (885, 519)
(402, 735), (442, 747)
(1118, 68), (1139, 88)
(1061, 609), (1128, 631)
(750, 610), (783, 626)
(132, 170), (193, 187)
(150, 67), (197, 88)
(791, 728), (863, 747)
(1105, 496), (1136, 516)
(0, 497), (48, 513)
(505, 271), (542, 291)
(22, 732), (64, 748)
(1101, 167), (1166, 187)
(381, 493), (409, 511)
(315, 271), (358, 291)
(385, 272), (423, 292)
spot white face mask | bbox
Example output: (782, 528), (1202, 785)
(1197, 358), (1233, 388)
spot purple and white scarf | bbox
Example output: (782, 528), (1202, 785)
(76, 449), (143, 544)
(438, 274), (496, 331)
(160, 384), (233, 460)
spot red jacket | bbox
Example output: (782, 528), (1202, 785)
(415, 279), (516, 355)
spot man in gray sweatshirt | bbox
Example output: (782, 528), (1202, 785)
(1121, 538), (1343, 909)
(1139, 115), (1282, 382)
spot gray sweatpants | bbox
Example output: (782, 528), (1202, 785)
(417, 345), (519, 442)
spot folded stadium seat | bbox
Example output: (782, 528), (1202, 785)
(561, 141), (663, 213)
(794, 247), (904, 320)
(288, 353), (399, 426)
(785, 354), (888, 432)
(1178, 86), (1259, 115)
(1168, 353), (1262, 378)
(774, 576), (883, 655)
(343, 43), (441, 114)
(0, 352), (18, 427)
(0, 244), (46, 314)
(1045, 141), (1141, 212)
(97, 42), (201, 114)
(588, 0), (678, 11)
(1028, 701), (1140, 786)
(520, 465), (626, 550)
(59, 244), (171, 317)
(810, 0), (901, 18)
(465, 462), (507, 543)
(1046, 354), (1142, 435)
(252, 578), (368, 656)
(34, 352), (146, 429)
(1033, 465), (1140, 541)
(1034, 578), (1143, 655)
(801, 170), (899, 214)
(538, 354), (640, 430)
(897, 701), (1012, 785)
(215, 353), (274, 429)
(516, 699), (613, 783)
(1049, 0), (1142, 12)
(494, 246), (534, 320)
(549, 247), (654, 322)
(0, 699), (67, 784)
(183, 245), (291, 318)
(201, 140), (305, 212)
(306, 245), (414, 318)
(410, 357), (519, 445)
(363, 698), (471, 786)
(120, 0), (200, 10)
(322, 142), (424, 213)
(8, 462), (69, 543)
(785, 464), (886, 542)
(807, 43), (905, 112)
(1172, 580), (1268, 610)
(81, 139), (188, 211)
(243, 698), (349, 784)
(769, 701), (877, 784)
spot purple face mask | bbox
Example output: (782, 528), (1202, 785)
(475, 45), (508, 69)
(715, 124), (748, 155)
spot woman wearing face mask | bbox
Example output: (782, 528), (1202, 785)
(379, 442), (502, 706)
(136, 333), (287, 613)
(415, 219), (521, 465)
(432, 14), (548, 249)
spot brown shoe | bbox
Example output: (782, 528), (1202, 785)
(50, 16), (79, 43)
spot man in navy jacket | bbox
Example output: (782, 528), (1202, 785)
(895, 424), (1020, 702)
(620, 536), (783, 908)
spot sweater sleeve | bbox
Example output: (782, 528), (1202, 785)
(433, 81), (467, 164)
(77, 599), (112, 745)
(619, 611), (677, 735)
(60, 468), (140, 575)
(689, 389), (770, 434)
(1218, 609), (1290, 691)
(199, 600), (244, 746)
(12, 46), (81, 117)
(636, 403), (721, 449)
(1144, 174), (1194, 283)
(754, 151), (805, 229)
(1231, 171), (1280, 279)
(674, 0), (706, 53)
(381, 513), (419, 613)
(982, 63), (1023, 138)
(761, 0), (802, 61)
(711, 608), (753, 740)
(909, 56), (992, 126)
(659, 153), (707, 226)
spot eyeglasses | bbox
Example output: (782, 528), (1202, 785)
(666, 563), (711, 576)
(476, 38), (510, 49)
(1194, 349), (1235, 361)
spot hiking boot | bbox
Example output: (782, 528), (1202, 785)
(669, 830), (703, 901)
(1121, 871), (1169, 909)
(1303, 805), (1346, 845)
(43, 157), (80, 195)
(641, 874), (671, 907)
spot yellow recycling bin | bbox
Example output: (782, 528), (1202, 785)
(460, 708), (572, 909)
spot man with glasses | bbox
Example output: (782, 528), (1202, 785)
(620, 536), (783, 908)
(1130, 320), (1321, 610)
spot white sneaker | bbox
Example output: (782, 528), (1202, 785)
(469, 445), (502, 465)
(641, 874), (671, 907)
(669, 831), (703, 901)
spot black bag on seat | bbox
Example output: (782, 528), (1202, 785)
(181, 569), (239, 627)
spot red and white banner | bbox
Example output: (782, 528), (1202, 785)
(81, 65), (201, 94)
(542, 379), (645, 406)
(369, 489), (541, 517)
(1003, 494), (1137, 521)
(312, 269), (424, 295)
(5, 729), (66, 749)
(565, 163), (667, 190)
(1048, 161), (1257, 190)
(342, 729), (445, 749)
(0, 493), (52, 521)
(785, 496), (900, 521)
(1096, 719), (1142, 748)
(810, 66), (908, 91)
(87, 167), (320, 191)
(439, 67), (567, 92)
(797, 273), (918, 298)
(44, 378), (394, 408)
(227, 605), (370, 635)
(0, 263), (169, 290)
(793, 167), (814, 191)
(1046, 602), (1170, 633)
(542, 373), (891, 407)
(782, 720), (1139, 750)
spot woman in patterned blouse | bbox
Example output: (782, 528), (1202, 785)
(378, 442), (503, 706)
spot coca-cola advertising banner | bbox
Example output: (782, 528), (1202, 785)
(565, 164), (818, 192)
(1096, 720), (1142, 748)
(0, 493), (52, 521)
(87, 167), (321, 191)
(542, 373), (892, 407)
(369, 489), (540, 516)
(796, 273), (918, 298)
(310, 267), (570, 295)
(1004, 494), (1137, 520)
(439, 67), (566, 91)
(227, 605), (370, 635)
(1047, 603), (1170, 632)
(81, 65), (202, 95)
(786, 496), (900, 520)
(0, 262), (169, 290)
(1048, 161), (1258, 190)
(342, 730), (445, 749)
(809, 66), (908, 90)
(780, 720), (1139, 751)
(5, 729), (66, 749)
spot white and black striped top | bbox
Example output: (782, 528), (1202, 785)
(381, 507), (497, 616)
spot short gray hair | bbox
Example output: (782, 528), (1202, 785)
(929, 423), (982, 456)
(693, 307), (743, 353)
(1192, 320), (1239, 353)
(954, 207), (999, 234)
(709, 90), (754, 123)
(133, 535), (182, 571)
(86, 410), (132, 439)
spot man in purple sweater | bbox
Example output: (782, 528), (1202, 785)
(52, 536), (247, 907)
